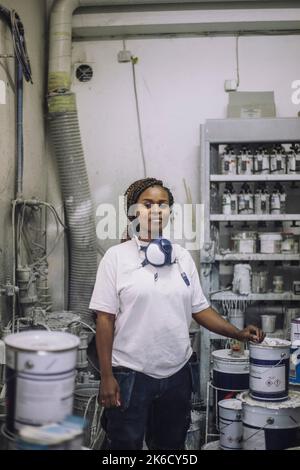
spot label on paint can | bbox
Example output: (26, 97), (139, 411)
(250, 363), (286, 395)
(14, 370), (76, 429)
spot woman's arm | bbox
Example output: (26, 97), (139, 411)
(192, 307), (265, 342)
(96, 312), (121, 407)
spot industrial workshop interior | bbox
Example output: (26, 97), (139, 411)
(1, 0), (300, 454)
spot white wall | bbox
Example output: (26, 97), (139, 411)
(71, 31), (300, 262)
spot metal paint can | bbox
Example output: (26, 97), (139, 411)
(218, 399), (243, 450)
(4, 331), (80, 433)
(249, 338), (291, 402)
(259, 232), (282, 254)
(212, 349), (249, 404)
(239, 391), (300, 450)
(261, 315), (276, 334)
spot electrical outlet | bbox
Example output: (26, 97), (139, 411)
(118, 50), (132, 63)
(224, 79), (238, 92)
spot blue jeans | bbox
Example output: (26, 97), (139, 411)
(101, 361), (196, 450)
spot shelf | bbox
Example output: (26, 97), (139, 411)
(210, 175), (300, 182)
(215, 253), (300, 261)
(210, 291), (300, 301)
(210, 214), (300, 222)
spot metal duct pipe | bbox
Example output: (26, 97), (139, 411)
(48, 94), (97, 325)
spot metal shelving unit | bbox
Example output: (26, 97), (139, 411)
(199, 118), (300, 401)
(210, 214), (300, 221)
(210, 291), (300, 302)
(215, 254), (300, 261)
(211, 175), (300, 182)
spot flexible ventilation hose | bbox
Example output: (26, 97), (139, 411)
(48, 93), (97, 325)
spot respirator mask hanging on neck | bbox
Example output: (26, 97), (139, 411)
(133, 235), (190, 286)
(137, 236), (176, 267)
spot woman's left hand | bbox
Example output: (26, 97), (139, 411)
(237, 325), (266, 343)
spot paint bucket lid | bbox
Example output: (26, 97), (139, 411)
(237, 391), (300, 409)
(258, 232), (282, 240)
(4, 331), (80, 352)
(291, 340), (300, 348)
(218, 399), (242, 410)
(212, 349), (249, 362)
(292, 317), (300, 323)
(250, 337), (291, 348)
(232, 231), (257, 240)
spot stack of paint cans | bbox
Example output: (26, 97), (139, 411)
(3, 331), (81, 448)
(213, 348), (249, 450)
(238, 338), (300, 450)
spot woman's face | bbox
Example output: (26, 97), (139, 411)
(136, 186), (171, 239)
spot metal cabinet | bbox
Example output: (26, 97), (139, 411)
(199, 118), (300, 400)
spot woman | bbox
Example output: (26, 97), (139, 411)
(89, 177), (264, 450)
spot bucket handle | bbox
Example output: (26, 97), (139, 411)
(242, 419), (273, 443)
(251, 353), (287, 376)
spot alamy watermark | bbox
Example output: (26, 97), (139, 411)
(291, 80), (300, 105)
(95, 197), (205, 250)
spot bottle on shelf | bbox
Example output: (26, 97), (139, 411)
(253, 146), (269, 174)
(237, 146), (253, 175)
(287, 144), (297, 174)
(270, 145), (285, 174)
(221, 183), (238, 215)
(270, 183), (287, 214)
(278, 183), (287, 214)
(288, 143), (300, 173)
(238, 183), (254, 214)
(254, 183), (270, 215)
(220, 145), (236, 175)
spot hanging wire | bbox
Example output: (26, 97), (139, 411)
(131, 55), (147, 177)
(236, 34), (240, 88)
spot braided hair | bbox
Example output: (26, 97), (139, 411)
(121, 177), (174, 243)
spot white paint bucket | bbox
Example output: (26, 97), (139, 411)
(249, 338), (291, 402)
(212, 349), (249, 403)
(239, 391), (300, 450)
(232, 232), (256, 254)
(259, 233), (282, 254)
(4, 331), (80, 433)
(261, 315), (276, 334)
(291, 318), (300, 343)
(218, 399), (243, 450)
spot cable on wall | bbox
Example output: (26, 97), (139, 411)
(131, 55), (147, 178)
(236, 34), (240, 88)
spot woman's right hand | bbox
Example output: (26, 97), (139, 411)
(99, 375), (121, 408)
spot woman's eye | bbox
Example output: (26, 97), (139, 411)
(160, 203), (169, 209)
(144, 202), (151, 209)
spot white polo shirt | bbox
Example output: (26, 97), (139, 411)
(89, 239), (209, 378)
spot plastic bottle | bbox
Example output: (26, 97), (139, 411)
(238, 183), (254, 214)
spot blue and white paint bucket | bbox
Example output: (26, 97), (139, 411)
(291, 318), (300, 343)
(218, 399), (243, 450)
(239, 391), (300, 450)
(249, 338), (291, 402)
(212, 349), (249, 403)
(290, 340), (300, 385)
(4, 331), (80, 433)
